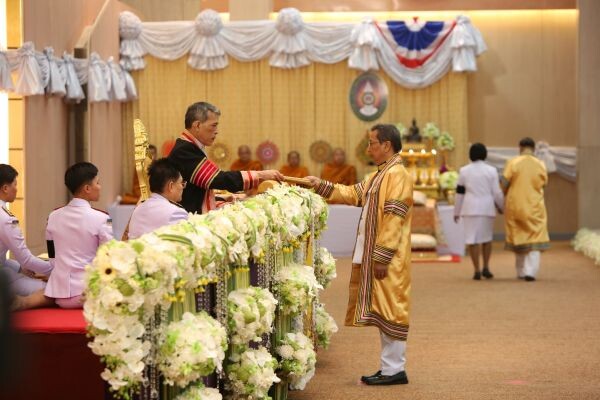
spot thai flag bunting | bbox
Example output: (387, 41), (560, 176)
(377, 18), (456, 69)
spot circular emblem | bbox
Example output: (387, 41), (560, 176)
(349, 72), (388, 122)
(355, 132), (374, 166)
(309, 140), (333, 163)
(256, 141), (280, 165)
(208, 142), (230, 163)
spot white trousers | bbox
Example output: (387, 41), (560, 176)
(380, 331), (406, 376)
(515, 251), (540, 278)
(4, 266), (46, 296)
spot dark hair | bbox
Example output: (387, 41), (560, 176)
(148, 158), (182, 193)
(371, 124), (402, 152)
(64, 162), (98, 194)
(0, 164), (18, 187)
(469, 143), (487, 161)
(184, 102), (221, 129)
(148, 144), (157, 152)
(519, 137), (535, 149)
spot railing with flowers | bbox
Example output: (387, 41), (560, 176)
(84, 184), (338, 400)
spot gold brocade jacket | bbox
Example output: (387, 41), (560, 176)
(501, 152), (550, 252)
(316, 153), (413, 340)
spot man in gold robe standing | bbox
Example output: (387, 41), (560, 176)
(229, 145), (263, 172)
(501, 137), (549, 281)
(307, 124), (413, 385)
(320, 148), (357, 185)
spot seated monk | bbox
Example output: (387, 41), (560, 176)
(121, 144), (158, 204)
(230, 145), (263, 171)
(280, 151), (309, 178)
(321, 148), (357, 185)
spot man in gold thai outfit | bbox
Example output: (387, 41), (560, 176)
(307, 124), (413, 385)
(501, 137), (549, 281)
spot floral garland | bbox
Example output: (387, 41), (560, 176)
(314, 247), (337, 289)
(157, 312), (228, 387)
(439, 170), (459, 190)
(84, 184), (329, 398)
(227, 287), (277, 345)
(174, 384), (222, 400)
(276, 332), (317, 390)
(572, 228), (600, 265)
(315, 304), (338, 350)
(226, 347), (280, 400)
(273, 264), (322, 315)
(422, 122), (441, 139)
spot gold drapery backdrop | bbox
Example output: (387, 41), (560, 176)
(121, 57), (468, 193)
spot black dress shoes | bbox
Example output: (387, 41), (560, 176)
(473, 271), (481, 280)
(525, 276), (536, 281)
(482, 268), (494, 279)
(361, 370), (381, 383)
(364, 370), (409, 385)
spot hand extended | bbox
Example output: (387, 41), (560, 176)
(454, 215), (460, 223)
(305, 176), (321, 189)
(373, 261), (388, 280)
(258, 169), (284, 182)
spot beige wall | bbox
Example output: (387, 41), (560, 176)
(467, 10), (578, 234)
(22, 0), (124, 252)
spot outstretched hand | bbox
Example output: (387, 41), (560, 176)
(305, 176), (321, 189)
(258, 169), (284, 182)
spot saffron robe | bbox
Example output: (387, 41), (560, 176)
(229, 159), (263, 171)
(279, 165), (309, 178)
(316, 153), (413, 340)
(321, 163), (357, 185)
(501, 151), (549, 252)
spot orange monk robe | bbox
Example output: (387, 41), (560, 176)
(229, 159), (264, 171)
(120, 171), (142, 204)
(280, 165), (310, 178)
(321, 163), (357, 186)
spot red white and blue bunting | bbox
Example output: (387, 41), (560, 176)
(118, 8), (486, 89)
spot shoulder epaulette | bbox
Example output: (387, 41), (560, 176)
(169, 200), (185, 209)
(92, 207), (109, 215)
(2, 206), (15, 217)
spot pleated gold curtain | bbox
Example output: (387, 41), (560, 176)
(122, 57), (468, 193)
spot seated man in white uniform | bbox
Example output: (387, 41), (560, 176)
(0, 164), (52, 297)
(128, 158), (189, 239)
(13, 162), (113, 310)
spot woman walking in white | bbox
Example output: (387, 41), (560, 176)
(454, 143), (504, 280)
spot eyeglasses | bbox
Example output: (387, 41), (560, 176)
(367, 140), (381, 147)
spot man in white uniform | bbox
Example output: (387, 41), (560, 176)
(128, 158), (189, 239)
(0, 165), (51, 297)
(13, 162), (113, 310)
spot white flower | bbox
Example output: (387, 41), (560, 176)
(314, 247), (337, 289)
(277, 332), (316, 390)
(226, 347), (280, 399)
(315, 303), (338, 349)
(228, 287), (277, 345)
(277, 344), (294, 359)
(273, 264), (322, 315)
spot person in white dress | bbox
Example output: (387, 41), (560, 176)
(128, 158), (189, 239)
(454, 143), (504, 280)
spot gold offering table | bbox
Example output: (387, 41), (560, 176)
(400, 144), (440, 198)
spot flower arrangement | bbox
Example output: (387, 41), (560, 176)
(84, 185), (328, 397)
(395, 122), (407, 138)
(314, 247), (336, 289)
(157, 312), (228, 387)
(436, 131), (455, 151)
(315, 304), (338, 349)
(439, 171), (459, 190)
(572, 228), (600, 265)
(276, 332), (317, 390)
(226, 347), (280, 399)
(422, 122), (441, 139)
(174, 385), (222, 400)
(273, 264), (322, 315)
(228, 287), (277, 345)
